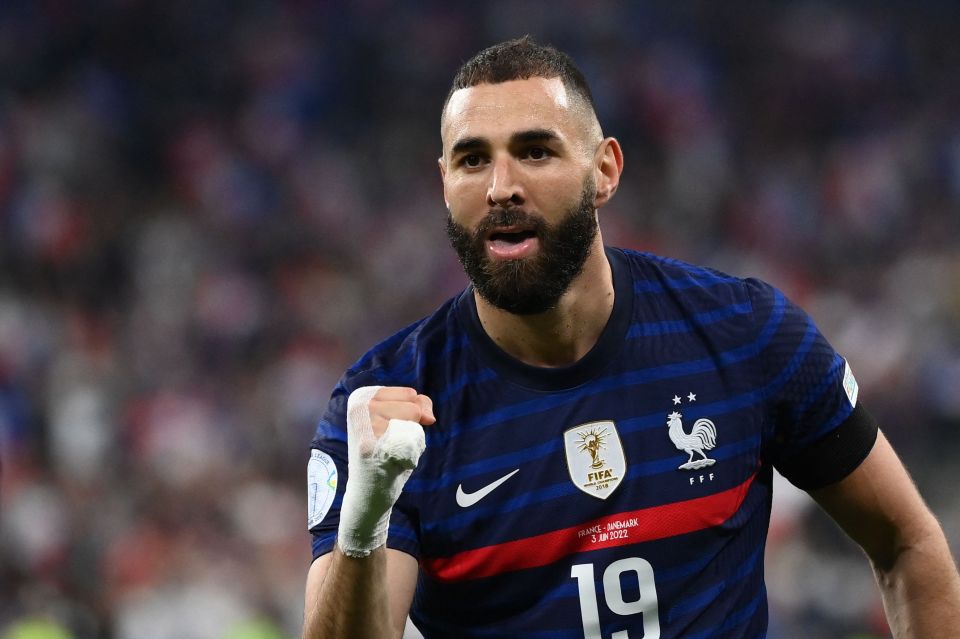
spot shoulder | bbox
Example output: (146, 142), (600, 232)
(339, 293), (465, 393)
(611, 246), (779, 309)
(312, 294), (464, 446)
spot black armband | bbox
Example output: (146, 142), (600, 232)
(776, 403), (879, 491)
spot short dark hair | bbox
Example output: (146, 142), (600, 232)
(443, 36), (597, 118)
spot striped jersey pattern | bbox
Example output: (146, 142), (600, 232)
(309, 247), (861, 638)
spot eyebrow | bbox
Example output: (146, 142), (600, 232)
(511, 128), (561, 145)
(450, 136), (486, 157)
(449, 128), (563, 157)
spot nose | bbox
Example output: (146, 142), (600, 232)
(486, 156), (524, 208)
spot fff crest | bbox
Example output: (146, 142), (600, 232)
(563, 420), (626, 500)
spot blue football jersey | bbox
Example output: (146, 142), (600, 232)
(308, 247), (876, 638)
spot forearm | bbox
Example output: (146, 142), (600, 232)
(302, 387), (429, 638)
(303, 546), (394, 639)
(871, 521), (960, 638)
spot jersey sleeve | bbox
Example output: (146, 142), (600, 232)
(307, 375), (422, 561)
(746, 278), (878, 490)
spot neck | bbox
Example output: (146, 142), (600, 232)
(474, 238), (614, 368)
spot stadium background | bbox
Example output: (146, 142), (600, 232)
(1, 1), (959, 637)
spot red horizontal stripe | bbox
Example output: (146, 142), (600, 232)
(421, 473), (756, 582)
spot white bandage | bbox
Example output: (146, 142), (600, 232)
(337, 386), (426, 557)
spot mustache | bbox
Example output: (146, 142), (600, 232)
(475, 208), (545, 235)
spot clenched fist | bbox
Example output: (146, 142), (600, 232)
(338, 386), (435, 557)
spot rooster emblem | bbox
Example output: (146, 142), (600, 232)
(667, 411), (717, 470)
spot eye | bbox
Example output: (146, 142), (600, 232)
(461, 154), (484, 168)
(525, 146), (549, 160)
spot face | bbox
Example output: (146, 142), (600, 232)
(440, 77), (603, 314)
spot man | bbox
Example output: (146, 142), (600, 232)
(302, 37), (960, 638)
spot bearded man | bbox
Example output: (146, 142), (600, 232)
(302, 37), (960, 639)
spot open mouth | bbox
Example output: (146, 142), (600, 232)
(485, 226), (539, 259)
(489, 229), (537, 244)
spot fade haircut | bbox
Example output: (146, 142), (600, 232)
(442, 36), (598, 123)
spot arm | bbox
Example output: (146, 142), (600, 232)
(303, 386), (435, 639)
(302, 547), (419, 639)
(811, 430), (960, 638)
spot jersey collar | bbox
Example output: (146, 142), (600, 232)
(455, 246), (633, 392)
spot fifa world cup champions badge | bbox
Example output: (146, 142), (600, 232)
(563, 421), (626, 499)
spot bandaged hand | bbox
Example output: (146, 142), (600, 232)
(338, 386), (435, 557)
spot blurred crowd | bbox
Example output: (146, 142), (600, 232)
(0, 2), (958, 638)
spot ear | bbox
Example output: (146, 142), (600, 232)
(593, 137), (624, 208)
(438, 156), (450, 209)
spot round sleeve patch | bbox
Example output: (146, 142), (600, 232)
(307, 449), (338, 530)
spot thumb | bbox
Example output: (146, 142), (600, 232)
(418, 394), (436, 425)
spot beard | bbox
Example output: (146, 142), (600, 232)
(445, 179), (599, 315)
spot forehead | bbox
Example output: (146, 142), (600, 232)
(441, 77), (582, 148)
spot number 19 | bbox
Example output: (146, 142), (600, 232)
(570, 557), (660, 639)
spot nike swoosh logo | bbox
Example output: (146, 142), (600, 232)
(456, 469), (520, 508)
